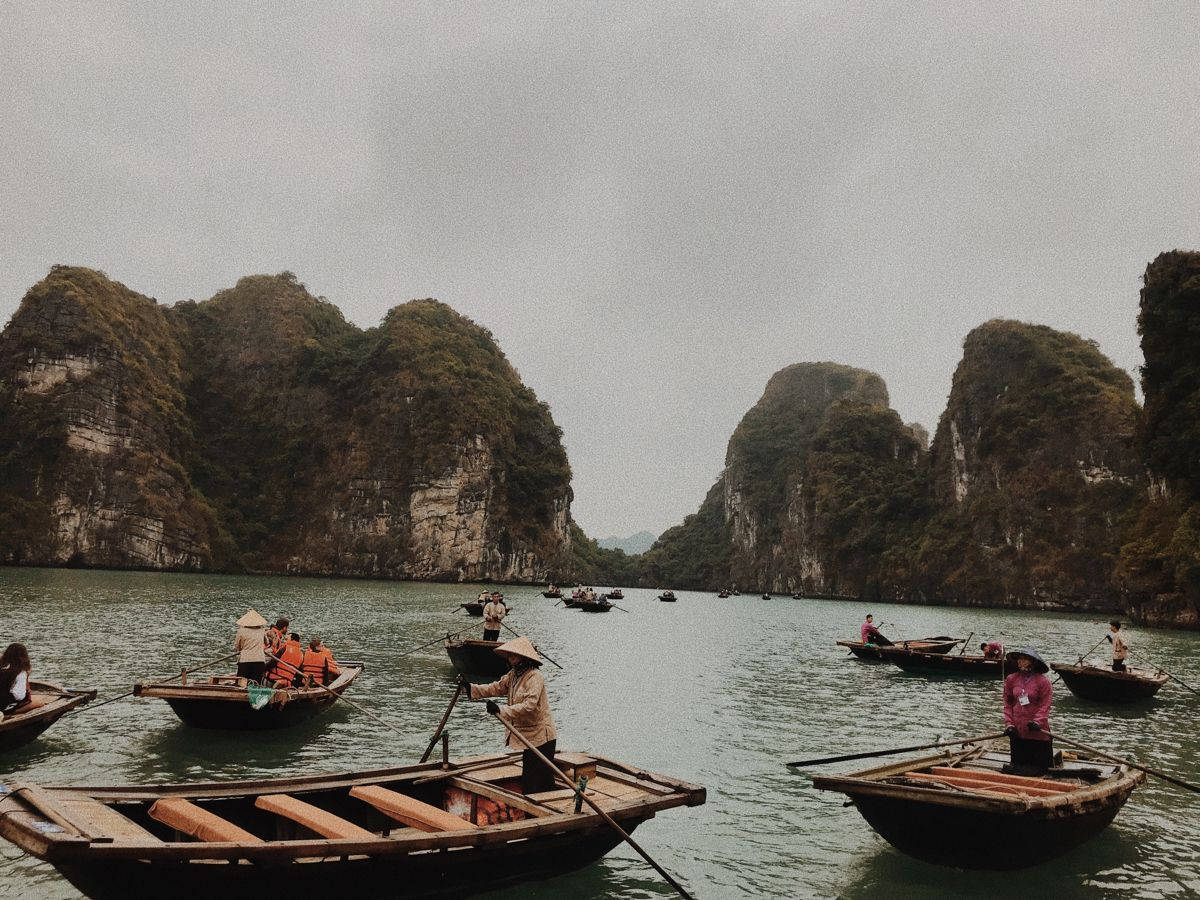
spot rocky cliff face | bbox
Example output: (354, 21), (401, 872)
(917, 320), (1143, 612)
(0, 266), (223, 569)
(0, 267), (571, 581)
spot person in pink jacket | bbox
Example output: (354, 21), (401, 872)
(1003, 648), (1053, 775)
(860, 614), (892, 646)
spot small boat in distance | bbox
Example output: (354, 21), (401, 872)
(0, 750), (706, 899)
(542, 588), (563, 599)
(134, 665), (363, 730)
(575, 597), (613, 613)
(717, 590), (730, 598)
(444, 638), (509, 681)
(1050, 663), (1170, 702)
(761, 593), (771, 600)
(837, 638), (961, 661)
(605, 589), (624, 600)
(658, 591), (677, 602)
(0, 682), (96, 754)
(810, 738), (1144, 869)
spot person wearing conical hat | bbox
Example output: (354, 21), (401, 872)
(1002, 648), (1053, 775)
(233, 609), (268, 684)
(464, 636), (558, 794)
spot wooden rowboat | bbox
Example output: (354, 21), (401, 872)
(444, 639), (508, 682)
(542, 589), (563, 598)
(0, 682), (96, 754)
(836, 637), (960, 661)
(574, 598), (612, 613)
(1050, 663), (1169, 702)
(0, 750), (706, 899)
(812, 739), (1144, 869)
(133, 665), (363, 730)
(884, 650), (1004, 679)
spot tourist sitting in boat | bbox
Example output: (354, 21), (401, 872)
(1106, 621), (1128, 672)
(301, 637), (340, 686)
(465, 636), (558, 794)
(264, 617), (289, 655)
(860, 614), (892, 646)
(234, 609), (269, 684)
(1003, 648), (1053, 775)
(0, 643), (37, 715)
(267, 632), (305, 687)
(482, 593), (508, 642)
(980, 641), (1004, 659)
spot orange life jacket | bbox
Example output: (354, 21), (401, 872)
(301, 649), (328, 681)
(269, 639), (304, 682)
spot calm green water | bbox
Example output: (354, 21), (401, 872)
(1, 568), (1198, 898)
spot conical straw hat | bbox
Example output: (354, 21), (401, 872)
(494, 635), (541, 664)
(236, 608), (268, 628)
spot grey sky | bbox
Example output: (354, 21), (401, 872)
(3, 3), (1198, 538)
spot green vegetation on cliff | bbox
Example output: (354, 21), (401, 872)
(639, 482), (733, 589)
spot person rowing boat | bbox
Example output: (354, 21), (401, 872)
(463, 636), (558, 794)
(860, 614), (892, 646)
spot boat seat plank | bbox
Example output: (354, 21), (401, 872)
(149, 798), (264, 844)
(932, 767), (1075, 792)
(59, 799), (161, 844)
(349, 785), (476, 833)
(904, 772), (1036, 798)
(254, 794), (377, 840)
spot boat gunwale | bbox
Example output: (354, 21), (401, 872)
(133, 666), (363, 703)
(1049, 663), (1169, 686)
(0, 754), (702, 864)
(811, 745), (1145, 814)
(0, 683), (96, 733)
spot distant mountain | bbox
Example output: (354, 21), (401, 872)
(597, 530), (657, 555)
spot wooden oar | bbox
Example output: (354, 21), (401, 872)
(488, 710), (695, 900)
(609, 603), (631, 613)
(1077, 635), (1109, 665)
(419, 683), (464, 763)
(1046, 731), (1200, 794)
(265, 652), (417, 744)
(498, 621), (564, 670)
(75, 650), (241, 713)
(396, 622), (483, 659)
(786, 731), (1007, 768)
(1129, 652), (1200, 696)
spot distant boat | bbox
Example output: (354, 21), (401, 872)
(605, 589), (624, 600)
(1050, 663), (1169, 702)
(761, 593), (771, 600)
(811, 737), (1144, 869)
(837, 638), (961, 661)
(658, 591), (676, 602)
(0, 682), (95, 754)
(542, 588), (563, 599)
(717, 591), (730, 598)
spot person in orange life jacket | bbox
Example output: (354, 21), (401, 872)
(301, 637), (340, 686)
(268, 633), (305, 687)
(264, 617), (289, 656)
(1002, 648), (1053, 775)
(465, 636), (558, 795)
(0, 643), (38, 715)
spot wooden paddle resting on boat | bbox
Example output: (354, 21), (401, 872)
(133, 664), (363, 730)
(836, 637), (961, 661)
(1050, 663), (1169, 702)
(0, 749), (706, 899)
(812, 739), (1144, 869)
(0, 682), (96, 754)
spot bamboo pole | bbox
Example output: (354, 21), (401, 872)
(488, 710), (695, 900)
(419, 684), (464, 763)
(1129, 652), (1200, 696)
(396, 621), (483, 659)
(498, 621), (564, 670)
(786, 732), (1008, 768)
(75, 650), (241, 713)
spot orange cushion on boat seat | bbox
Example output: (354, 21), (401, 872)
(148, 798), (264, 844)
(350, 785), (478, 833)
(254, 794), (377, 840)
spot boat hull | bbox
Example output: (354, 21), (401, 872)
(886, 651), (1003, 679)
(0, 685), (96, 754)
(52, 823), (637, 899)
(1051, 664), (1168, 702)
(849, 790), (1129, 869)
(445, 641), (508, 681)
(838, 639), (959, 661)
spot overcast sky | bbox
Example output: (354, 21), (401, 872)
(3, 3), (1198, 538)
